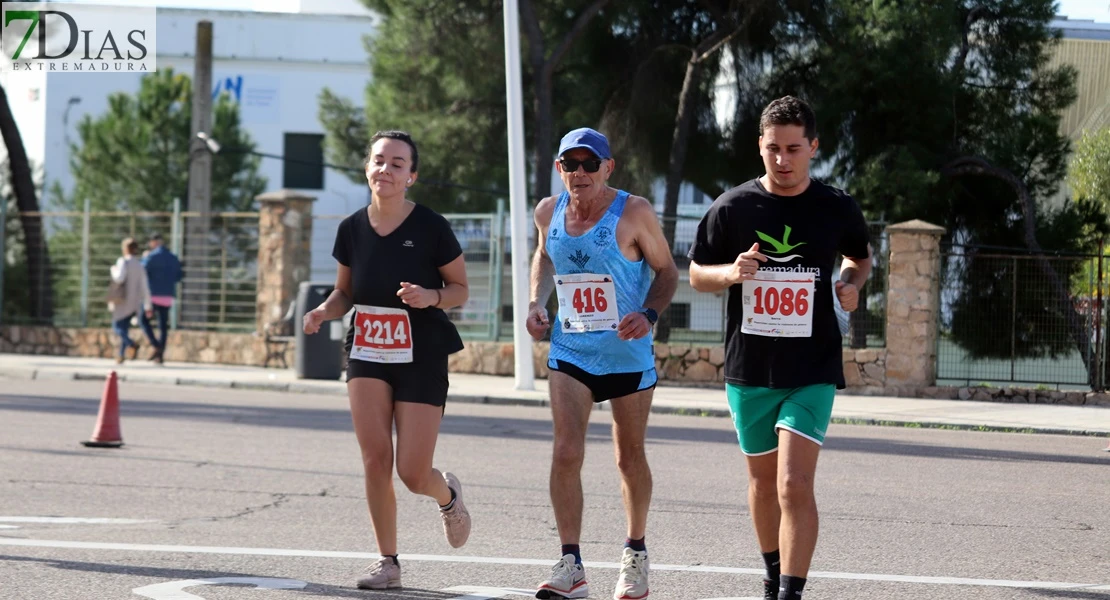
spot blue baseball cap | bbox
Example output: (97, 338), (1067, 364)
(557, 127), (611, 160)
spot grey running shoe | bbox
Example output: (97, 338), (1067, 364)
(440, 471), (471, 548)
(355, 557), (400, 589)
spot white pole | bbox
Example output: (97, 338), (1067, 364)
(503, 0), (535, 390)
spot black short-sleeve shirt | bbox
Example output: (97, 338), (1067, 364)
(332, 203), (465, 362)
(688, 178), (871, 389)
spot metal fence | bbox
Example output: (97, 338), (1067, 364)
(2, 205), (259, 332)
(936, 248), (1108, 390)
(2, 205), (888, 347)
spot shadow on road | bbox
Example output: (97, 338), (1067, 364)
(0, 554), (482, 599)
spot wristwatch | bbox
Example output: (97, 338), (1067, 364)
(641, 308), (659, 325)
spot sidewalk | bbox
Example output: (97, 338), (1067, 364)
(2, 352), (1109, 437)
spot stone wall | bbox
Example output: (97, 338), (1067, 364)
(843, 348), (887, 388)
(3, 325), (1107, 406)
(0, 325), (292, 368)
(859, 383), (1110, 407)
(449, 340), (872, 387)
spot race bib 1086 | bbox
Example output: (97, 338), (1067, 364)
(741, 271), (815, 338)
(350, 305), (413, 363)
(553, 273), (620, 333)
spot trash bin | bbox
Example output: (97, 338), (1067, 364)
(294, 281), (343, 380)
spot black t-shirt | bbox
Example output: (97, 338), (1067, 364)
(332, 203), (465, 362)
(688, 178), (870, 389)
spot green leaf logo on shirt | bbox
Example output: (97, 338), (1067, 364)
(755, 225), (806, 255)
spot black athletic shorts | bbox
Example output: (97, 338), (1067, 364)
(347, 356), (450, 407)
(549, 359), (658, 403)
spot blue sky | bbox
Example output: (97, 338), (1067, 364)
(64, 0), (1110, 21)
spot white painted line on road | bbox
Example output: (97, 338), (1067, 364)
(0, 525), (19, 529)
(443, 587), (535, 599)
(0, 516), (156, 525)
(1, 538), (1107, 591)
(133, 577), (306, 600)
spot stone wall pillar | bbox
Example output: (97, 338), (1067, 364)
(884, 219), (945, 386)
(256, 190), (315, 333)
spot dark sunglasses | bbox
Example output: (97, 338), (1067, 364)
(558, 157), (603, 173)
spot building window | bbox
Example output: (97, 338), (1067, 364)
(283, 133), (325, 190)
(669, 303), (691, 329)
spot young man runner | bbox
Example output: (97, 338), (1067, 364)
(688, 96), (872, 600)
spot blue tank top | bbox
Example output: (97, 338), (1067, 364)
(546, 190), (655, 374)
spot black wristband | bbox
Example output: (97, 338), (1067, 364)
(641, 307), (659, 324)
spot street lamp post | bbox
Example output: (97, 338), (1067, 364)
(502, 0), (535, 390)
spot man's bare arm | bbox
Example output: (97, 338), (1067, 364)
(529, 196), (558, 310)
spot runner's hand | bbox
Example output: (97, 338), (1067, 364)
(835, 280), (859, 312)
(302, 308), (325, 335)
(398, 282), (435, 309)
(733, 242), (767, 283)
(526, 302), (550, 340)
(617, 312), (652, 341)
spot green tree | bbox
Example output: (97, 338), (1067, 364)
(1067, 126), (1110, 213)
(47, 68), (267, 328)
(0, 1), (53, 323)
(774, 0), (1108, 380)
(58, 68), (265, 213)
(1, 162), (32, 325)
(320, 1), (513, 212)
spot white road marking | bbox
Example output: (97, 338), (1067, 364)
(0, 525), (19, 529)
(132, 577), (306, 600)
(443, 586), (535, 599)
(3, 538), (1107, 591)
(0, 516), (155, 525)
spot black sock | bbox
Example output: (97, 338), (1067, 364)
(561, 544), (582, 565)
(439, 487), (457, 511)
(383, 554), (399, 566)
(624, 537), (646, 552)
(778, 574), (807, 599)
(762, 549), (781, 583)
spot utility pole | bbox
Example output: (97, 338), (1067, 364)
(183, 20), (213, 327)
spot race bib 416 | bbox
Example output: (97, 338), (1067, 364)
(553, 273), (620, 333)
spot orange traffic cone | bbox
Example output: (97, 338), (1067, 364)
(81, 371), (123, 448)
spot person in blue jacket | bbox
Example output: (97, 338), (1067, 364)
(140, 232), (183, 364)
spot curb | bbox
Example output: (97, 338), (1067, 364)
(3, 367), (1109, 438)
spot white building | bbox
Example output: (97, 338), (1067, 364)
(1, 3), (377, 278)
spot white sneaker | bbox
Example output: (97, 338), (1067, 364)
(613, 548), (649, 599)
(536, 553), (589, 599)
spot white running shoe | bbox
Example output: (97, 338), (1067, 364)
(613, 547), (649, 599)
(536, 553), (589, 599)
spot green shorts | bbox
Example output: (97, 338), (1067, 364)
(725, 383), (836, 456)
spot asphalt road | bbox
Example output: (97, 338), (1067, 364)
(1, 378), (1107, 600)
